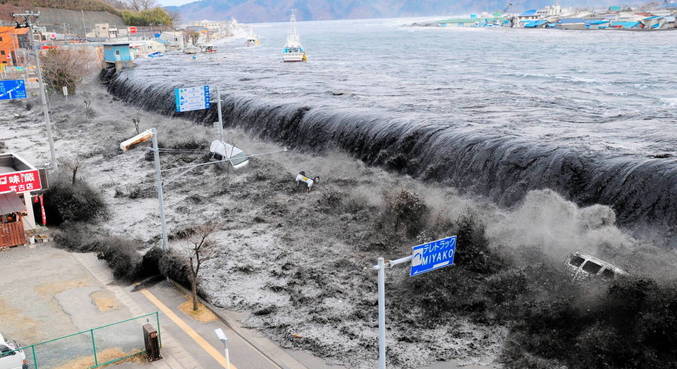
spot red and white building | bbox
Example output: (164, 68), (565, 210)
(0, 153), (45, 248)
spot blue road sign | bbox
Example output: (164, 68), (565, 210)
(0, 80), (27, 101)
(410, 236), (457, 276)
(174, 85), (211, 113)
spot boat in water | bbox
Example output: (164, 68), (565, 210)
(282, 10), (307, 62)
(245, 26), (261, 47)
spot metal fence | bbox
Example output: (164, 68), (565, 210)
(4, 312), (160, 369)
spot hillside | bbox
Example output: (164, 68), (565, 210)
(0, 0), (120, 14)
(0, 0), (121, 23)
(168, 0), (651, 22)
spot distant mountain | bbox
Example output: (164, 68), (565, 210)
(168, 0), (652, 23)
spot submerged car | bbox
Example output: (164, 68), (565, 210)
(0, 333), (27, 369)
(565, 252), (628, 281)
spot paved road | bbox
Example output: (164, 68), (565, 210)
(129, 279), (288, 369)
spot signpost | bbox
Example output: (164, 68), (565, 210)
(174, 86), (211, 113)
(372, 236), (457, 369)
(0, 80), (28, 100)
(128, 26), (137, 34)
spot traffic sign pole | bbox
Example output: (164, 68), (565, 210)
(377, 257), (386, 369)
(371, 236), (456, 369)
(216, 86), (224, 142)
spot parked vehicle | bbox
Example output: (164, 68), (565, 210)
(0, 333), (27, 369)
(565, 252), (628, 281)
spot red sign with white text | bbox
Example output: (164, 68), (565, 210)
(0, 169), (42, 194)
(128, 26), (138, 34)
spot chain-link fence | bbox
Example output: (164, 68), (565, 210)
(3, 312), (160, 369)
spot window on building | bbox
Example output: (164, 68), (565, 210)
(115, 50), (120, 55)
(0, 50), (5, 56)
(0, 37), (3, 42)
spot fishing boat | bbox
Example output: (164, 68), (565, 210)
(245, 26), (261, 47)
(282, 10), (307, 62)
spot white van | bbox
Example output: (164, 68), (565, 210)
(0, 333), (27, 369)
(565, 252), (628, 281)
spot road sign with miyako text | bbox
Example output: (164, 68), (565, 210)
(410, 236), (457, 276)
(174, 86), (211, 113)
(0, 169), (42, 194)
(0, 80), (27, 100)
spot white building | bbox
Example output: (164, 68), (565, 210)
(160, 31), (185, 50)
(129, 40), (166, 57)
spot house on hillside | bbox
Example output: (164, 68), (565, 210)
(94, 24), (120, 40)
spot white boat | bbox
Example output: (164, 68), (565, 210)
(245, 26), (261, 47)
(282, 10), (307, 62)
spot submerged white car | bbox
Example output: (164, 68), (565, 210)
(565, 252), (628, 281)
(0, 333), (27, 369)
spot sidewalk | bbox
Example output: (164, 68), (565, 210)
(73, 251), (313, 369)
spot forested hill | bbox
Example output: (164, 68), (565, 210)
(168, 0), (651, 23)
(0, 0), (173, 27)
(0, 0), (120, 14)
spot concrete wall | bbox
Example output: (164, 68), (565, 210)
(35, 7), (126, 36)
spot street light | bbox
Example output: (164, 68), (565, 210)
(120, 128), (168, 251)
(214, 328), (231, 369)
(121, 127), (289, 252)
(12, 11), (58, 170)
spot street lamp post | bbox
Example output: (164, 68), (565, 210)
(214, 328), (231, 369)
(12, 11), (58, 169)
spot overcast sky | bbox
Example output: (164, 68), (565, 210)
(157, 0), (194, 6)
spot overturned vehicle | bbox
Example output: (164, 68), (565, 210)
(566, 252), (628, 281)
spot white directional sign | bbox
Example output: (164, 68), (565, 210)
(174, 86), (211, 113)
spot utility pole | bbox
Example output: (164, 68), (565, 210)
(151, 128), (169, 251)
(13, 11), (58, 170)
(81, 10), (87, 40)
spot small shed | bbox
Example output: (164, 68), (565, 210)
(0, 192), (27, 248)
(104, 42), (133, 63)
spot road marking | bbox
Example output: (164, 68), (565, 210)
(140, 288), (237, 369)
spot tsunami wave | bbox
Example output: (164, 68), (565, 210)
(102, 68), (677, 245)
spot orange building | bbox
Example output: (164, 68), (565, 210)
(0, 26), (30, 66)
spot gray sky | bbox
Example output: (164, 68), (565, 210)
(157, 0), (194, 6)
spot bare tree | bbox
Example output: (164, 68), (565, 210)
(60, 157), (81, 184)
(132, 113), (141, 134)
(126, 0), (158, 11)
(186, 223), (219, 311)
(41, 48), (97, 95)
(183, 30), (200, 46)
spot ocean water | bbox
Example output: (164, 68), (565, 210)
(133, 18), (677, 156)
(110, 18), (677, 240)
